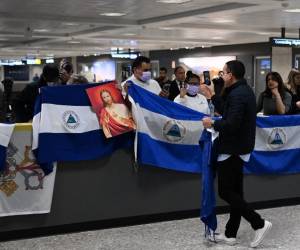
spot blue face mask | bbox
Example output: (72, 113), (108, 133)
(140, 71), (151, 82)
(187, 84), (199, 95)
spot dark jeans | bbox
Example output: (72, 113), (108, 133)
(217, 155), (264, 238)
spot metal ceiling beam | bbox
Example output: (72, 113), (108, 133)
(138, 2), (257, 25)
(0, 11), (137, 26)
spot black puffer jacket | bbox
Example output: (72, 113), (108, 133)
(212, 79), (256, 155)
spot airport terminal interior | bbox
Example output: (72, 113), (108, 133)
(1, 0), (300, 249)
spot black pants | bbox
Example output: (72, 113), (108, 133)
(217, 155), (264, 238)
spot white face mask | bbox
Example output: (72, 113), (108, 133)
(140, 71), (151, 82)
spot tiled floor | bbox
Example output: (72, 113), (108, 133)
(0, 205), (299, 250)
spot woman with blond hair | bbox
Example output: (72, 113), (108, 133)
(286, 69), (300, 114)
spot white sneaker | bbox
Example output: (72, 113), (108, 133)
(250, 220), (272, 248)
(208, 233), (237, 245)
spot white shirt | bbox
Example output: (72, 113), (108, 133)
(207, 128), (251, 163)
(217, 154), (251, 162)
(175, 80), (184, 90)
(174, 94), (210, 115)
(121, 75), (161, 97)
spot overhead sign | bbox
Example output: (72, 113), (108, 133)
(271, 37), (300, 47)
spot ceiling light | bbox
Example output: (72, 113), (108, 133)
(159, 27), (177, 30)
(212, 36), (223, 39)
(33, 29), (49, 32)
(123, 33), (136, 36)
(213, 19), (234, 23)
(68, 40), (81, 44)
(63, 22), (78, 26)
(257, 32), (273, 35)
(157, 0), (191, 4)
(100, 12), (126, 17)
(284, 9), (300, 13)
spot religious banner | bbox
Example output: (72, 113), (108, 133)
(86, 82), (136, 138)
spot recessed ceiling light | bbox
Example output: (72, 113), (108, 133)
(159, 27), (177, 30)
(257, 32), (273, 35)
(157, 0), (191, 4)
(284, 9), (300, 13)
(212, 36), (223, 39)
(33, 29), (49, 32)
(68, 40), (81, 44)
(63, 22), (79, 26)
(213, 19), (234, 23)
(123, 33), (136, 36)
(100, 12), (126, 17)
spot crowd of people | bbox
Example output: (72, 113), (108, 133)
(155, 62), (300, 116)
(0, 59), (89, 122)
(2, 55), (300, 123)
(2, 55), (299, 247)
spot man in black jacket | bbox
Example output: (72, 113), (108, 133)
(168, 66), (185, 101)
(14, 64), (59, 122)
(202, 60), (272, 248)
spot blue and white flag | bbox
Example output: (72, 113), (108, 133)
(199, 130), (217, 235)
(128, 83), (206, 173)
(32, 84), (133, 174)
(246, 115), (300, 174)
(0, 123), (15, 171)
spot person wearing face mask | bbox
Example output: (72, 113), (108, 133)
(121, 56), (167, 98)
(174, 73), (209, 114)
(256, 72), (291, 115)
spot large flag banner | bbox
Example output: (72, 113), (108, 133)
(0, 124), (56, 217)
(246, 115), (300, 174)
(128, 83), (206, 173)
(0, 123), (15, 171)
(32, 84), (133, 170)
(199, 130), (217, 235)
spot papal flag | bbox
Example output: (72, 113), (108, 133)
(0, 124), (56, 217)
(0, 123), (15, 171)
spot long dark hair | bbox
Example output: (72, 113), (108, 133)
(263, 72), (285, 98)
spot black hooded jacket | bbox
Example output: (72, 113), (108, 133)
(212, 78), (256, 155)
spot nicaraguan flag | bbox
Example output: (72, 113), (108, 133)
(199, 129), (217, 235)
(32, 84), (133, 172)
(0, 123), (15, 171)
(128, 83), (206, 173)
(246, 115), (300, 174)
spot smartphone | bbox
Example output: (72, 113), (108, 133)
(162, 83), (171, 92)
(203, 71), (211, 85)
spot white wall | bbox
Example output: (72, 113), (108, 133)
(272, 47), (292, 82)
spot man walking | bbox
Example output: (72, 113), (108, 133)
(202, 60), (272, 248)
